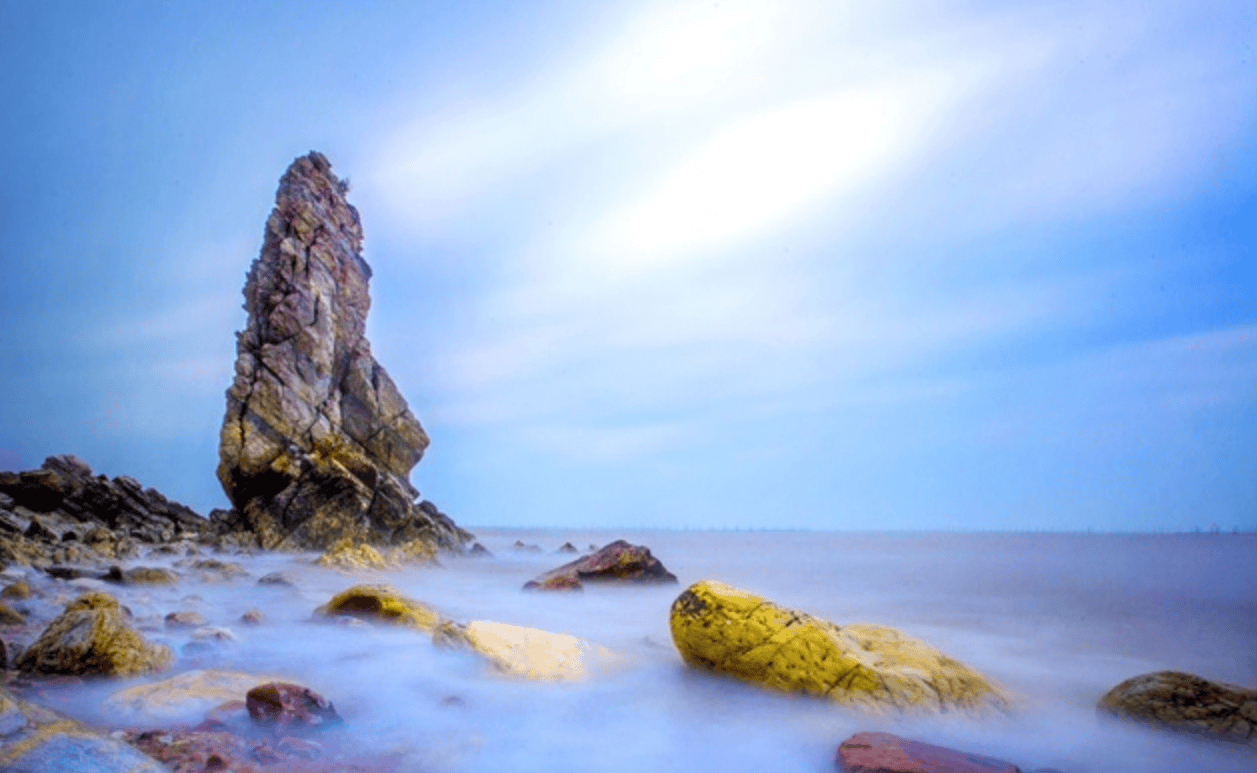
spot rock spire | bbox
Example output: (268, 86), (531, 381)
(216, 151), (469, 551)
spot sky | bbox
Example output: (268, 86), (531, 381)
(1, 0), (1254, 532)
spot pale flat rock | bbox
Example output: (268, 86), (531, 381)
(104, 668), (291, 722)
(436, 619), (622, 682)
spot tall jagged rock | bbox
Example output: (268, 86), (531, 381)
(216, 151), (470, 551)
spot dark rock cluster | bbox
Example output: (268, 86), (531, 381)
(0, 454), (205, 569)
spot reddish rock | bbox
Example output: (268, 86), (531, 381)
(246, 682), (342, 733)
(522, 539), (676, 590)
(836, 732), (1019, 773)
(241, 608), (266, 625)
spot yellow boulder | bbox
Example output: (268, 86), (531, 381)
(669, 580), (1008, 715)
(435, 620), (619, 682)
(315, 584), (444, 631)
(16, 592), (173, 678)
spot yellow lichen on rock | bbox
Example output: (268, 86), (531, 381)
(16, 592), (173, 678)
(316, 538), (393, 571)
(316, 537), (440, 571)
(315, 583), (444, 631)
(435, 620), (619, 682)
(669, 580), (1008, 715)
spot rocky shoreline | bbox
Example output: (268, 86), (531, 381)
(1, 152), (1252, 770)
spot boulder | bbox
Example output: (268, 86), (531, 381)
(315, 583), (444, 631)
(1, 579), (32, 599)
(523, 539), (677, 590)
(0, 685), (169, 772)
(434, 619), (620, 681)
(316, 539), (393, 571)
(246, 682), (342, 732)
(836, 732), (1020, 772)
(1098, 670), (1257, 748)
(15, 591), (173, 677)
(214, 151), (472, 554)
(104, 669), (290, 723)
(670, 580), (1008, 715)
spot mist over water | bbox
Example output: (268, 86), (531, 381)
(12, 530), (1257, 772)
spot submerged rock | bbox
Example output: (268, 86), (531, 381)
(523, 539), (677, 590)
(434, 620), (621, 682)
(215, 151), (471, 554)
(16, 591), (173, 678)
(1098, 670), (1257, 748)
(0, 686), (168, 773)
(669, 580), (1008, 715)
(315, 583), (445, 631)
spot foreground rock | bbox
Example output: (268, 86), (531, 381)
(1098, 670), (1257, 748)
(215, 151), (471, 554)
(0, 685), (168, 772)
(0, 454), (205, 568)
(835, 731), (1063, 773)
(315, 583), (445, 631)
(523, 539), (677, 590)
(105, 669), (290, 723)
(670, 580), (1008, 715)
(435, 619), (621, 681)
(247, 682), (342, 733)
(16, 591), (173, 677)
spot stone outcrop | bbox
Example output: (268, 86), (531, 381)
(16, 591), (173, 678)
(1098, 670), (1257, 748)
(669, 580), (1008, 715)
(215, 151), (471, 553)
(0, 454), (205, 568)
(523, 539), (677, 590)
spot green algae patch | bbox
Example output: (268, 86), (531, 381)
(669, 580), (1009, 716)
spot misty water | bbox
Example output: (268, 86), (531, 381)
(9, 529), (1257, 772)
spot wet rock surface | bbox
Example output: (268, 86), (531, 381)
(214, 151), (471, 554)
(1098, 670), (1257, 748)
(670, 580), (1009, 715)
(523, 539), (677, 590)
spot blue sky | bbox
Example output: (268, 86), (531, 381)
(1, 0), (1254, 531)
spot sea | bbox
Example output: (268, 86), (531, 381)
(12, 528), (1257, 773)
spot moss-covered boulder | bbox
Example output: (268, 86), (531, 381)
(15, 591), (173, 677)
(669, 580), (1008, 715)
(434, 619), (620, 681)
(314, 583), (444, 630)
